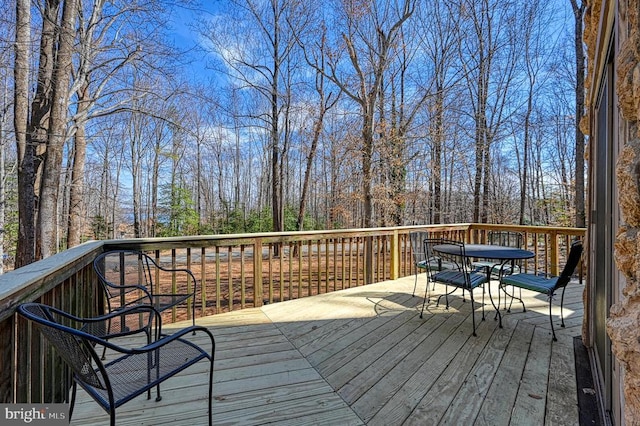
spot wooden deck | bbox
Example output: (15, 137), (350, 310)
(70, 275), (584, 425)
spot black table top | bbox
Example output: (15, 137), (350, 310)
(433, 243), (535, 260)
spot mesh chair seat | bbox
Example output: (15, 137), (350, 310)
(432, 269), (488, 289)
(501, 273), (558, 294)
(87, 336), (210, 410)
(416, 257), (458, 272)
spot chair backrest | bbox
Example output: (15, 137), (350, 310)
(556, 240), (584, 289)
(93, 250), (155, 299)
(18, 303), (107, 391)
(488, 231), (523, 248)
(409, 231), (429, 264)
(429, 238), (467, 271)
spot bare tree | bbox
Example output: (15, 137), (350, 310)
(13, 0), (34, 266)
(321, 0), (415, 228)
(295, 25), (340, 231)
(201, 0), (306, 241)
(416, 0), (461, 224)
(37, 0), (78, 258)
(0, 47), (12, 273)
(459, 0), (518, 223)
(517, 2), (552, 225)
(569, 0), (586, 228)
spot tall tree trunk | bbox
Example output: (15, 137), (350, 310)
(297, 107), (327, 232)
(0, 83), (8, 273)
(481, 134), (490, 223)
(14, 0), (36, 266)
(570, 0), (586, 228)
(37, 0), (78, 258)
(519, 95), (533, 225)
(271, 13), (283, 242)
(472, 59), (487, 223)
(432, 87), (444, 224)
(67, 81), (89, 247)
(362, 112), (374, 228)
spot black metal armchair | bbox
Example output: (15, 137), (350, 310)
(472, 230), (524, 278)
(499, 240), (583, 341)
(18, 302), (215, 426)
(93, 250), (197, 328)
(409, 232), (457, 298)
(421, 239), (489, 336)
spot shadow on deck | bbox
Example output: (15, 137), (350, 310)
(71, 276), (584, 425)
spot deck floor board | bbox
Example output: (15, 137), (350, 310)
(70, 276), (583, 425)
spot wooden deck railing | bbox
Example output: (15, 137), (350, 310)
(0, 223), (585, 405)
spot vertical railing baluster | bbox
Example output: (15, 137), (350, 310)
(201, 247), (206, 317)
(297, 241), (302, 298)
(307, 240), (313, 296)
(227, 246), (234, 310)
(254, 239), (263, 307)
(171, 249), (177, 323)
(215, 246), (221, 313)
(268, 243), (274, 304)
(241, 245), (246, 309)
(186, 248), (192, 320)
(325, 239), (330, 294)
(288, 242), (293, 300)
(279, 245), (284, 302)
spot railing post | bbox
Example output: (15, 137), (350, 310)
(465, 226), (474, 244)
(390, 230), (399, 280)
(0, 317), (15, 403)
(364, 236), (373, 285)
(549, 231), (559, 276)
(254, 238), (263, 306)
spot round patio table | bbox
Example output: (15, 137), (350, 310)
(432, 244), (534, 328)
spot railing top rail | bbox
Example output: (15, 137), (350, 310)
(0, 224), (586, 323)
(467, 223), (586, 235)
(0, 241), (103, 322)
(103, 223), (475, 251)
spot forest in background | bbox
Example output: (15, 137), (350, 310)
(0, 0), (586, 270)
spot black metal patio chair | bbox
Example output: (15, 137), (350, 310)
(409, 232), (458, 299)
(421, 239), (489, 336)
(499, 240), (583, 341)
(93, 250), (197, 329)
(472, 230), (524, 278)
(472, 231), (525, 311)
(18, 302), (215, 426)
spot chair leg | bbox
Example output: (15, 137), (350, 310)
(420, 280), (429, 319)
(470, 289), (477, 337)
(549, 297), (557, 342)
(208, 357), (214, 426)
(69, 381), (77, 421)
(192, 302), (196, 335)
(481, 286), (485, 321)
(155, 347), (162, 402)
(560, 287), (567, 328)
(412, 272), (418, 296)
(145, 329), (153, 400)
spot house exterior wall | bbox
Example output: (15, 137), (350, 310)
(585, 0), (640, 424)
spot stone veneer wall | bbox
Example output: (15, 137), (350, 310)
(583, 1), (640, 424)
